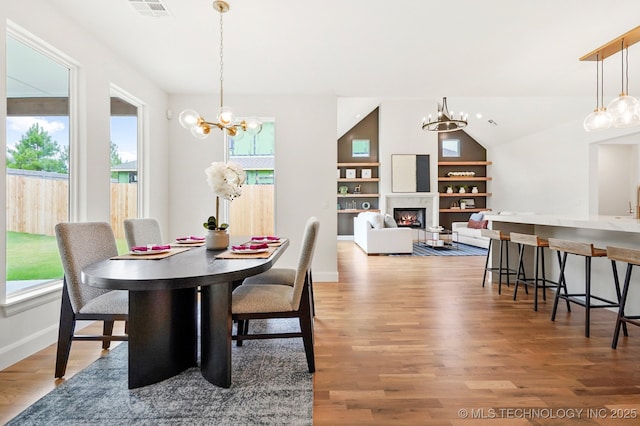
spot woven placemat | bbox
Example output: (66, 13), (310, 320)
(111, 247), (191, 260)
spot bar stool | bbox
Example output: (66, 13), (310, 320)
(510, 232), (558, 311)
(606, 246), (636, 349)
(548, 238), (623, 338)
(481, 229), (518, 294)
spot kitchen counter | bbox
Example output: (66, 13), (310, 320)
(484, 213), (640, 233)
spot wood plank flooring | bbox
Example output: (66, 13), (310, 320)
(2, 241), (640, 425)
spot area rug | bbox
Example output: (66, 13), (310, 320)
(411, 242), (487, 256)
(7, 319), (312, 426)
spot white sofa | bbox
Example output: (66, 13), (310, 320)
(353, 212), (413, 255)
(451, 211), (492, 249)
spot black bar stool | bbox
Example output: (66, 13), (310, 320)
(548, 238), (623, 338)
(606, 246), (636, 349)
(510, 232), (558, 311)
(481, 229), (518, 294)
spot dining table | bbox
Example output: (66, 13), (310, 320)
(81, 238), (289, 389)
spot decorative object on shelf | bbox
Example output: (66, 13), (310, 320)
(337, 169), (341, 179)
(460, 201), (467, 210)
(447, 171), (476, 177)
(446, 185), (454, 194)
(178, 1), (262, 139)
(203, 161), (246, 250)
(458, 185), (467, 194)
(580, 25), (640, 131)
(345, 200), (357, 210)
(450, 201), (459, 209)
(362, 201), (371, 210)
(346, 169), (356, 179)
(353, 185), (361, 194)
(361, 168), (372, 179)
(338, 185), (349, 195)
(422, 97), (468, 133)
(471, 186), (479, 194)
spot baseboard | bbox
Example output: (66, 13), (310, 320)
(0, 324), (58, 370)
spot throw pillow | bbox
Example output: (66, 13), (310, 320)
(469, 212), (484, 221)
(366, 213), (385, 229)
(383, 214), (398, 228)
(468, 219), (488, 229)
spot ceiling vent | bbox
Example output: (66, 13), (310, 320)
(128, 0), (171, 18)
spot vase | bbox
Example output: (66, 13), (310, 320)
(459, 187), (466, 194)
(446, 187), (453, 194)
(205, 229), (229, 250)
(471, 186), (479, 194)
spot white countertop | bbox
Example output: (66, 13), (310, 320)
(484, 213), (640, 233)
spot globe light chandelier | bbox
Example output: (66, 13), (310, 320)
(179, 0), (262, 139)
(581, 26), (640, 132)
(421, 97), (468, 133)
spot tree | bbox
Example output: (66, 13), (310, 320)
(110, 141), (122, 167)
(6, 123), (67, 173)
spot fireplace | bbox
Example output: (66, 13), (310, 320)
(393, 208), (426, 229)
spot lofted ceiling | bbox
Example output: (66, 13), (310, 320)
(30, 0), (640, 144)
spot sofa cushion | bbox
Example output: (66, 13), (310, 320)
(469, 212), (484, 221)
(383, 214), (398, 228)
(468, 219), (488, 229)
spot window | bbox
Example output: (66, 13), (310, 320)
(227, 120), (275, 236)
(110, 91), (140, 252)
(5, 32), (71, 298)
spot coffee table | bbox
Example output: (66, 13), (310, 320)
(421, 228), (458, 250)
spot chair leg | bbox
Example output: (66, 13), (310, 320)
(482, 239), (493, 287)
(299, 283), (315, 373)
(236, 320), (246, 347)
(610, 260), (629, 338)
(551, 252), (570, 321)
(585, 257), (591, 338)
(513, 244), (525, 301)
(308, 270), (315, 317)
(612, 263), (633, 349)
(102, 320), (114, 350)
(55, 281), (76, 378)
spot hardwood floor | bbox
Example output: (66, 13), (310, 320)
(2, 241), (640, 425)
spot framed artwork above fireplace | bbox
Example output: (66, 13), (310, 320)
(391, 154), (430, 193)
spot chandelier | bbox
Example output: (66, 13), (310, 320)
(178, 0), (262, 139)
(583, 53), (613, 131)
(422, 97), (468, 133)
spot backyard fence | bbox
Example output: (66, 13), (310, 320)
(7, 170), (274, 240)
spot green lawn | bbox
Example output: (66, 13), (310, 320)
(6, 231), (129, 281)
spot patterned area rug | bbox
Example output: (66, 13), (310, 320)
(410, 242), (488, 256)
(7, 319), (312, 426)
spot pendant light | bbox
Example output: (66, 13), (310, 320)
(584, 53), (613, 131)
(606, 41), (640, 128)
(178, 1), (262, 139)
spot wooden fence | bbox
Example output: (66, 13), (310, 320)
(7, 172), (274, 239)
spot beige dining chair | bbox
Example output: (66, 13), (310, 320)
(232, 217), (319, 373)
(124, 217), (163, 249)
(54, 222), (128, 378)
(242, 217), (317, 315)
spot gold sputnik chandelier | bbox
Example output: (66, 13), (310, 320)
(179, 0), (262, 139)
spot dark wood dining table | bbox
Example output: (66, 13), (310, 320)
(81, 240), (288, 389)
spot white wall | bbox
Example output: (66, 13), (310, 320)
(0, 0), (170, 369)
(167, 94), (338, 282)
(378, 99), (439, 214)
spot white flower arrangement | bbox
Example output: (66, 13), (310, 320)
(204, 161), (247, 230)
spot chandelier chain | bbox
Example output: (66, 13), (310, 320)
(219, 9), (224, 108)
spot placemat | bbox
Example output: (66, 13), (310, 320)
(111, 247), (191, 260)
(215, 246), (277, 259)
(170, 242), (205, 248)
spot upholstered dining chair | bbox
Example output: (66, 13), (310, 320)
(232, 217), (319, 373)
(241, 217), (317, 315)
(124, 217), (163, 249)
(54, 222), (128, 378)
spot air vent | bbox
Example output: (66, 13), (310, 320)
(128, 0), (171, 18)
